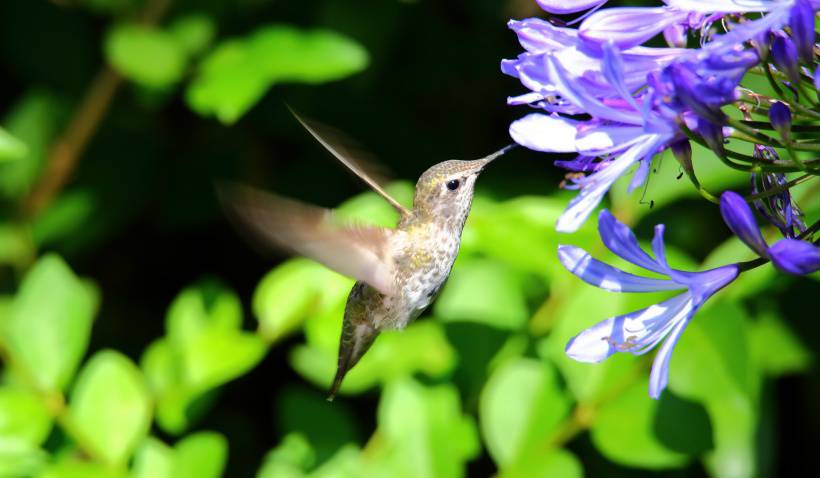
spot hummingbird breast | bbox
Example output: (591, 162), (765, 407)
(345, 222), (463, 332)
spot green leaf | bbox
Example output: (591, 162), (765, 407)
(172, 432), (228, 478)
(0, 224), (35, 268)
(479, 358), (571, 467)
(38, 459), (126, 478)
(276, 386), (360, 464)
(0, 387), (52, 445)
(143, 280), (267, 434)
(69, 350), (152, 466)
(591, 379), (689, 469)
(253, 259), (350, 342)
(169, 14), (216, 57)
(256, 433), (315, 478)
(373, 379), (478, 478)
(499, 449), (583, 478)
(0, 437), (47, 478)
(105, 25), (187, 88)
(31, 188), (97, 247)
(749, 309), (811, 375)
(131, 438), (174, 478)
(186, 25), (368, 123)
(0, 91), (65, 199)
(290, 320), (455, 396)
(0, 127), (28, 162)
(3, 254), (97, 392)
(434, 258), (529, 330)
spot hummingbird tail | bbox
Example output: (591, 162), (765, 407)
(327, 319), (379, 401)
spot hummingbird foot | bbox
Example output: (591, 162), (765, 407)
(327, 320), (379, 401)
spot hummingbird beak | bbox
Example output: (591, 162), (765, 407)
(477, 143), (518, 172)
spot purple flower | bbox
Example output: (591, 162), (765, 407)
(768, 101), (792, 139)
(751, 161), (806, 238)
(536, 0), (608, 14)
(559, 210), (739, 399)
(789, 0), (816, 63)
(579, 7), (690, 50)
(771, 34), (801, 84)
(720, 191), (820, 274)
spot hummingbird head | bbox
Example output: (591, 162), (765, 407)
(412, 145), (515, 226)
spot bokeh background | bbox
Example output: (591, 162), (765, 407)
(0, 1), (817, 477)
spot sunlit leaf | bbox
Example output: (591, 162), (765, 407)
(479, 358), (571, 467)
(37, 458), (126, 478)
(500, 449), (583, 478)
(131, 438), (174, 478)
(3, 254), (98, 392)
(435, 258), (529, 330)
(0, 387), (52, 445)
(105, 25), (187, 88)
(169, 14), (216, 57)
(256, 433), (315, 478)
(186, 25), (368, 123)
(0, 127), (27, 162)
(373, 379), (478, 478)
(69, 350), (152, 466)
(253, 259), (350, 343)
(173, 432), (228, 478)
(0, 92), (65, 199)
(591, 379), (690, 469)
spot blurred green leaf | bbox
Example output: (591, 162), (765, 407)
(131, 438), (174, 478)
(186, 25), (369, 123)
(309, 445), (362, 478)
(256, 433), (315, 478)
(276, 386), (360, 464)
(434, 258), (529, 330)
(169, 14), (216, 57)
(0, 224), (35, 268)
(2, 254), (97, 392)
(0, 91), (65, 199)
(290, 320), (455, 396)
(253, 259), (350, 342)
(0, 387), (51, 477)
(0, 387), (52, 445)
(81, 0), (136, 15)
(142, 280), (267, 434)
(173, 432), (228, 478)
(653, 392), (713, 456)
(499, 449), (583, 478)
(31, 188), (96, 247)
(38, 459), (126, 478)
(480, 358), (572, 468)
(0, 126), (28, 162)
(591, 379), (689, 469)
(749, 309), (811, 375)
(105, 25), (186, 88)
(372, 379), (478, 478)
(69, 350), (152, 466)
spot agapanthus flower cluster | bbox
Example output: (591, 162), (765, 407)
(503, 0), (820, 397)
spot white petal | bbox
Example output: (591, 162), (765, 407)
(509, 113), (579, 152)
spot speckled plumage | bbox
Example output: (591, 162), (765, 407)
(331, 159), (492, 397)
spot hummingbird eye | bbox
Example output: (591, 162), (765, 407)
(446, 179), (460, 191)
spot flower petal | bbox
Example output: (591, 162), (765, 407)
(536, 0), (608, 14)
(508, 18), (578, 52)
(664, 0), (782, 12)
(580, 7), (689, 50)
(769, 238), (820, 275)
(720, 191), (769, 256)
(565, 293), (692, 363)
(648, 313), (689, 399)
(598, 209), (667, 274)
(558, 245), (684, 292)
(509, 113), (579, 152)
(557, 133), (668, 232)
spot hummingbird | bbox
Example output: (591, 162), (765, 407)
(219, 112), (514, 400)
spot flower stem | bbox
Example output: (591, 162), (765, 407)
(744, 173), (813, 201)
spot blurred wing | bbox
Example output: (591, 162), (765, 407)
(218, 183), (397, 296)
(289, 108), (412, 218)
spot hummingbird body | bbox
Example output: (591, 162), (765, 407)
(219, 113), (514, 400)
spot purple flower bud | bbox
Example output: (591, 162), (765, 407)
(789, 0), (816, 64)
(771, 35), (800, 85)
(769, 239), (820, 275)
(663, 23), (687, 48)
(669, 139), (692, 172)
(768, 101), (792, 140)
(696, 118), (725, 157)
(720, 191), (770, 257)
